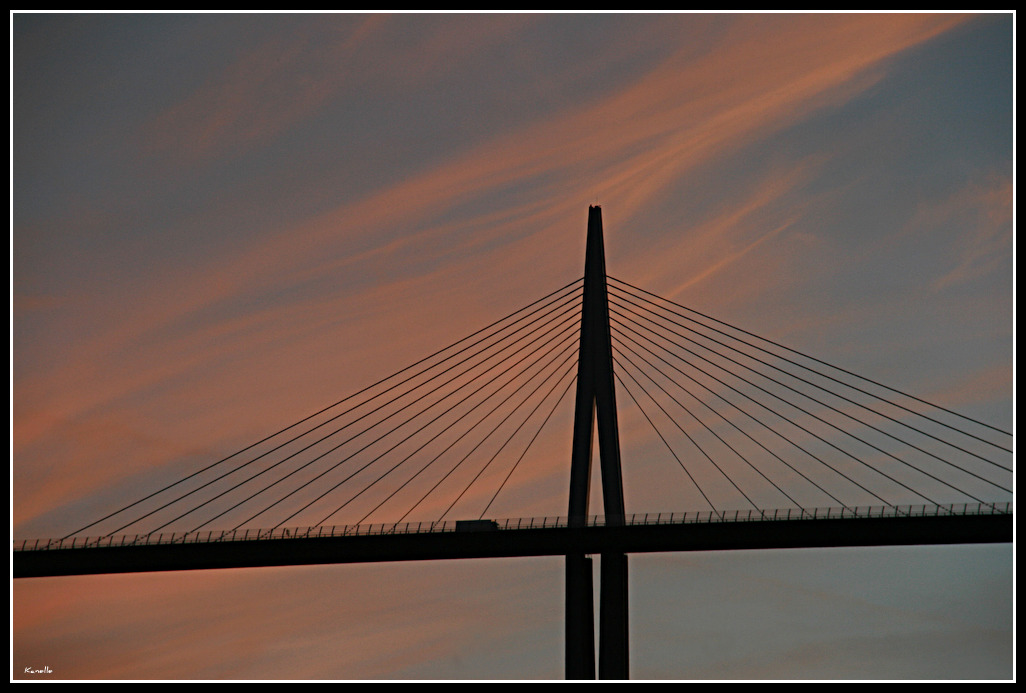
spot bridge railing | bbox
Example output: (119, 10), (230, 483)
(13, 501), (1011, 552)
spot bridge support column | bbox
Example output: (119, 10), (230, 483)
(599, 551), (629, 679)
(565, 553), (596, 679)
(566, 206), (628, 680)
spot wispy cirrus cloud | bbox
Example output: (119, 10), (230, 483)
(14, 12), (983, 537)
(14, 13), (1010, 681)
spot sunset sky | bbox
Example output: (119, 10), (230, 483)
(12, 13), (1012, 680)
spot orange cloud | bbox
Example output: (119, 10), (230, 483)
(16, 13), (986, 540)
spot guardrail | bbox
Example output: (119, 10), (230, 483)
(13, 501), (1011, 553)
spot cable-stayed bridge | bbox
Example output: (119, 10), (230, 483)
(14, 207), (1012, 679)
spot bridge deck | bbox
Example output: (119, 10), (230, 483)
(15, 506), (1011, 578)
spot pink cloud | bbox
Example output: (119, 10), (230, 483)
(15, 13), (984, 540)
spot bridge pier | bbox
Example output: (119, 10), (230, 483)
(565, 553), (596, 679)
(599, 551), (629, 679)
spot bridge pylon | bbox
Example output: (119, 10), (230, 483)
(566, 206), (628, 680)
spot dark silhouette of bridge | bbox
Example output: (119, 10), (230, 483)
(14, 207), (1013, 680)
